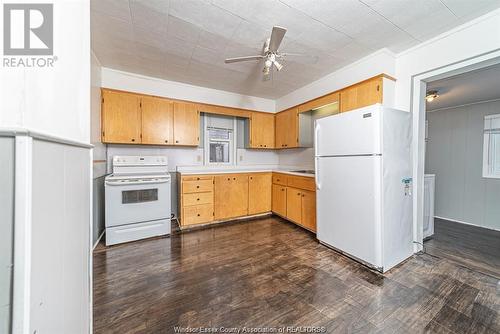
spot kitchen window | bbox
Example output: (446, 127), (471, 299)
(204, 115), (236, 165)
(483, 113), (500, 178)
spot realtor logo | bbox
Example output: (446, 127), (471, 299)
(3, 3), (53, 55)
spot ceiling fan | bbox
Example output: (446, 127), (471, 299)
(224, 26), (309, 81)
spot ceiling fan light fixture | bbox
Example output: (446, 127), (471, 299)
(426, 90), (439, 102)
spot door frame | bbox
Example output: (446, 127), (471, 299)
(411, 49), (500, 252)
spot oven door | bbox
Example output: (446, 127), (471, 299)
(105, 177), (171, 227)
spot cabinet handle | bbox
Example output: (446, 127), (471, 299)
(197, 177), (200, 180)
(131, 138), (135, 142)
(302, 194), (305, 197)
(264, 145), (267, 147)
(233, 177), (236, 180)
(250, 177), (253, 180)
(196, 185), (200, 189)
(281, 188), (284, 191)
(197, 214), (200, 217)
(175, 140), (179, 143)
(297, 192), (301, 196)
(197, 198), (200, 201)
(165, 140), (168, 143)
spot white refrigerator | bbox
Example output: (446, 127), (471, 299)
(314, 104), (413, 273)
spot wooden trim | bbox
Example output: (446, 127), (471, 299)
(93, 160), (106, 164)
(277, 73), (395, 113)
(298, 91), (340, 113)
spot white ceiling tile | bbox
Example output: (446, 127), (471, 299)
(196, 30), (230, 51)
(130, 0), (169, 33)
(167, 15), (201, 43)
(170, 0), (242, 38)
(440, 0), (500, 18)
(92, 0), (500, 99)
(191, 45), (226, 65)
(91, 0), (131, 22)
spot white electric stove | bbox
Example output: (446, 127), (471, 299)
(105, 156), (171, 245)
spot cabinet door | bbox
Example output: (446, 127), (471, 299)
(340, 78), (382, 113)
(248, 173), (271, 215)
(301, 190), (316, 232)
(340, 87), (357, 113)
(101, 90), (141, 144)
(275, 112), (287, 148)
(272, 184), (287, 217)
(275, 108), (298, 148)
(286, 187), (302, 224)
(141, 96), (174, 145)
(250, 112), (275, 148)
(357, 78), (382, 108)
(173, 102), (200, 146)
(285, 108), (299, 148)
(214, 174), (248, 219)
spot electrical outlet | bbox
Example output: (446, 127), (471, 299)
(239, 155), (243, 161)
(197, 155), (202, 162)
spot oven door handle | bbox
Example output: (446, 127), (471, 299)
(105, 179), (170, 186)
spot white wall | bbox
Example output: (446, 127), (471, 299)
(276, 49), (396, 111)
(0, 0), (91, 143)
(1, 1), (92, 333)
(278, 148), (314, 169)
(101, 68), (275, 113)
(426, 100), (500, 231)
(30, 139), (91, 334)
(395, 9), (500, 112)
(91, 51), (106, 177)
(91, 51), (106, 245)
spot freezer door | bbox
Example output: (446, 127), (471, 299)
(315, 104), (381, 157)
(316, 155), (382, 269)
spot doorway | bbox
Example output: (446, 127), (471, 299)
(415, 63), (500, 277)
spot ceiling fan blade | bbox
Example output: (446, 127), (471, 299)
(225, 55), (263, 63)
(268, 26), (287, 52)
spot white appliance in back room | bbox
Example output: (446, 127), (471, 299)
(105, 156), (171, 245)
(314, 104), (413, 273)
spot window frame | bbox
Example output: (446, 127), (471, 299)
(203, 117), (237, 166)
(482, 113), (500, 179)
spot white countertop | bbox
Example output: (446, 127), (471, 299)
(176, 165), (315, 178)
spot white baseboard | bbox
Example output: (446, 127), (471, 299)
(93, 231), (105, 250)
(434, 215), (500, 232)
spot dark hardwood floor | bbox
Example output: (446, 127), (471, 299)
(424, 218), (500, 278)
(94, 217), (500, 334)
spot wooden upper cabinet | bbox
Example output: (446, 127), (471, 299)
(173, 102), (200, 146)
(298, 92), (340, 113)
(249, 112), (275, 149)
(214, 174), (248, 220)
(101, 89), (141, 144)
(248, 173), (272, 214)
(340, 77), (383, 113)
(301, 190), (316, 232)
(141, 96), (174, 145)
(272, 184), (287, 217)
(275, 107), (298, 148)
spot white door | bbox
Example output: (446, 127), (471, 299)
(316, 155), (383, 268)
(315, 104), (382, 157)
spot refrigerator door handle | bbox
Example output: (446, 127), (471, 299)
(315, 157), (321, 190)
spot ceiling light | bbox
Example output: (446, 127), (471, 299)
(426, 90), (439, 102)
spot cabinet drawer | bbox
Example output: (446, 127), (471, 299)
(183, 179), (213, 193)
(182, 204), (214, 225)
(182, 175), (213, 182)
(272, 173), (287, 186)
(287, 176), (316, 192)
(183, 192), (213, 206)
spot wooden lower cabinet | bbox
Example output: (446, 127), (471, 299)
(248, 173), (271, 214)
(286, 187), (302, 223)
(272, 184), (287, 217)
(183, 204), (214, 225)
(301, 190), (316, 231)
(214, 174), (249, 220)
(272, 173), (317, 232)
